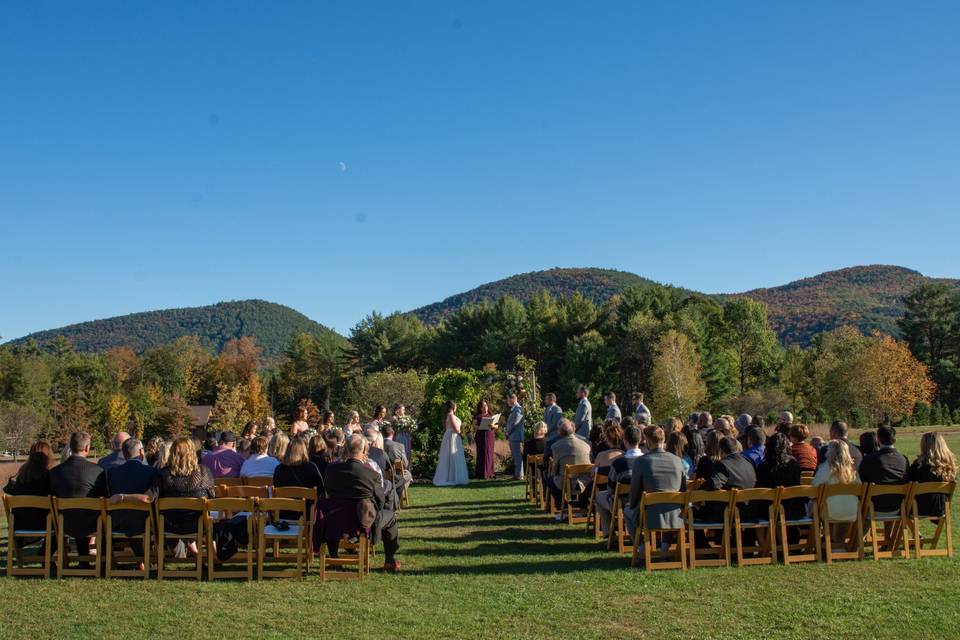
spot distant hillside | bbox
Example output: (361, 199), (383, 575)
(410, 265), (960, 346)
(9, 300), (343, 357)
(412, 268), (667, 324)
(736, 265), (960, 345)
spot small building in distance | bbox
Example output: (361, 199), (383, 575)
(189, 405), (213, 434)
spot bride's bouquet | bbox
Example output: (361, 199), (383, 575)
(392, 415), (418, 433)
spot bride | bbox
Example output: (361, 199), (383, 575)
(433, 400), (470, 486)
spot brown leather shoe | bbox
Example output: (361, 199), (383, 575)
(383, 561), (401, 573)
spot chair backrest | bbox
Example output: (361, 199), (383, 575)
(563, 463), (593, 478)
(105, 500), (153, 514)
(687, 479), (702, 491)
(821, 483), (865, 499)
(686, 489), (733, 506)
(53, 497), (105, 512)
(207, 497), (255, 515)
(4, 494), (53, 512)
(912, 480), (956, 497)
(216, 477), (243, 487)
(864, 482), (913, 502)
(259, 497), (305, 520)
(227, 485), (270, 499)
(393, 459), (405, 474)
(156, 497), (207, 512)
(273, 486), (317, 501)
(733, 488), (779, 505)
(241, 476), (273, 487)
(616, 483), (631, 497)
(778, 484), (822, 501)
(800, 471), (815, 479)
(640, 491), (686, 507)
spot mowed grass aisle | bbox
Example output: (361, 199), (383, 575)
(2, 472), (960, 639)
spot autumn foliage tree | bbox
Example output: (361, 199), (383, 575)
(858, 332), (936, 424)
(650, 330), (707, 418)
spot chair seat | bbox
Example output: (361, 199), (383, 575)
(692, 521), (725, 529)
(783, 517), (814, 525)
(738, 519), (770, 526)
(13, 529), (48, 536)
(872, 511), (903, 521)
(110, 531), (145, 538)
(264, 523), (301, 538)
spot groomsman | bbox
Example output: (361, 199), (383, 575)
(504, 393), (525, 480)
(632, 392), (652, 424)
(543, 393), (563, 439)
(604, 392), (622, 421)
(573, 386), (592, 439)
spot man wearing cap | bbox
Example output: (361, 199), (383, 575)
(201, 431), (245, 478)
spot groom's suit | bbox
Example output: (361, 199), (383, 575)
(504, 403), (525, 480)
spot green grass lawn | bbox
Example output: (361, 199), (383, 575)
(2, 432), (960, 639)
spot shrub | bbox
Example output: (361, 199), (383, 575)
(339, 368), (427, 422)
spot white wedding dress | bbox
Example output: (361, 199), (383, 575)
(433, 414), (470, 487)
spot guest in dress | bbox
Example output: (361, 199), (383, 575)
(908, 432), (958, 517)
(473, 399), (497, 480)
(291, 407), (311, 437)
(3, 442), (53, 547)
(523, 421), (547, 459)
(159, 437), (215, 556)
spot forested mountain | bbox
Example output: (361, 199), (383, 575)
(8, 300), (343, 357)
(411, 265), (959, 346)
(412, 268), (681, 324)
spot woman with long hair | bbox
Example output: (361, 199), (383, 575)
(756, 433), (803, 518)
(667, 431), (693, 479)
(859, 431), (880, 457)
(3, 441), (53, 534)
(813, 440), (861, 539)
(472, 398), (496, 480)
(344, 411), (362, 435)
(320, 410), (336, 433)
(909, 432), (959, 517)
(694, 429), (722, 480)
(433, 400), (469, 486)
(159, 436), (216, 554)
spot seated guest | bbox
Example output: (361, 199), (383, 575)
(686, 428), (704, 472)
(269, 431), (290, 463)
(324, 434), (401, 572)
(756, 433), (803, 520)
(105, 438), (161, 563)
(776, 411), (793, 437)
(593, 421), (624, 474)
(363, 426), (390, 476)
(159, 437), (215, 555)
(813, 440), (861, 544)
(734, 413), (752, 440)
(908, 432), (959, 517)
(4, 442), (53, 538)
(262, 416), (277, 438)
(50, 432), (106, 558)
(697, 411), (714, 430)
(98, 431), (131, 470)
(308, 434), (330, 476)
(594, 425), (643, 537)
(663, 417), (683, 440)
(741, 428), (765, 468)
(818, 421), (862, 470)
(788, 424), (818, 472)
(202, 434), (219, 456)
(698, 436), (756, 526)
(809, 436), (824, 453)
(273, 436), (324, 519)
(523, 421), (548, 460)
(859, 431), (880, 457)
(694, 430), (721, 480)
(666, 431), (692, 479)
(145, 436), (169, 469)
(382, 425), (412, 494)
(201, 431), (245, 478)
(624, 425), (686, 540)
(548, 420), (592, 518)
(859, 425), (910, 514)
(240, 436), (278, 478)
(241, 421), (258, 442)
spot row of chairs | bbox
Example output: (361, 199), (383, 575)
(2, 487), (370, 581)
(526, 455), (955, 570)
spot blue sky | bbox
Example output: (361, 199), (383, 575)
(2, 1), (959, 340)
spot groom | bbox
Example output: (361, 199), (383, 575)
(504, 392), (525, 480)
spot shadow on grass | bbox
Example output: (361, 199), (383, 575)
(405, 555), (627, 576)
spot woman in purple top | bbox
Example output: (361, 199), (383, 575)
(473, 399), (496, 479)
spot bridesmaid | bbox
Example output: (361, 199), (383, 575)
(392, 404), (413, 464)
(370, 404), (388, 429)
(473, 399), (497, 479)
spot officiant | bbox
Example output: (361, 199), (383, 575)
(472, 399), (497, 479)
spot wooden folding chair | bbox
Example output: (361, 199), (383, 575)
(3, 495), (54, 577)
(216, 477), (243, 489)
(205, 497), (255, 581)
(732, 488), (779, 567)
(257, 498), (307, 579)
(632, 491), (688, 571)
(104, 500), (153, 578)
(863, 483), (913, 560)
(684, 490), (733, 568)
(608, 484), (632, 553)
(561, 463), (593, 525)
(52, 497), (104, 578)
(393, 459), (410, 509)
(226, 485), (270, 499)
(908, 481), (955, 559)
(526, 455), (542, 502)
(819, 483), (865, 563)
(241, 476), (274, 489)
(156, 497), (206, 580)
(777, 484), (822, 564)
(588, 473), (608, 538)
(272, 486), (317, 570)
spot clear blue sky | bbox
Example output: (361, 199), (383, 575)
(2, 1), (959, 340)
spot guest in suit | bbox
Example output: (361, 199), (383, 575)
(788, 423), (819, 473)
(3, 442), (53, 545)
(604, 392), (622, 422)
(818, 421), (863, 470)
(631, 392), (652, 425)
(908, 432), (958, 517)
(97, 431), (130, 470)
(543, 393), (564, 440)
(548, 420), (592, 515)
(504, 393), (525, 480)
(472, 399), (496, 480)
(859, 425), (910, 514)
(50, 432), (107, 558)
(523, 421), (547, 460)
(324, 434), (401, 572)
(382, 424), (413, 494)
(105, 438), (161, 563)
(699, 436), (756, 524)
(573, 386), (593, 439)
(594, 425), (643, 537)
(625, 425), (686, 540)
